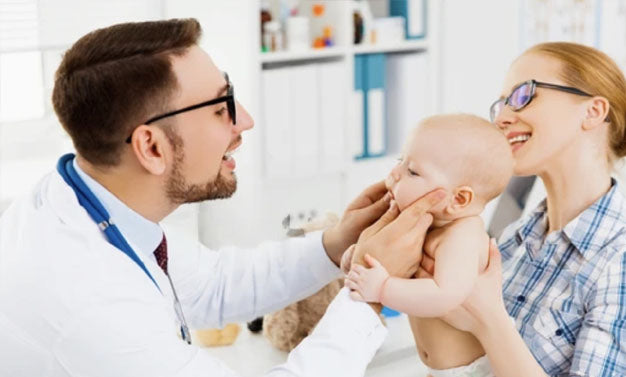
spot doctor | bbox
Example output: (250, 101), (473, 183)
(0, 19), (443, 377)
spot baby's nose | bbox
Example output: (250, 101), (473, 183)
(385, 173), (398, 190)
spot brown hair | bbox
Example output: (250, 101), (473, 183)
(52, 18), (202, 166)
(525, 42), (626, 161)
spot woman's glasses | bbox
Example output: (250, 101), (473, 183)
(489, 79), (597, 123)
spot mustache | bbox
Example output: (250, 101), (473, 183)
(228, 136), (242, 150)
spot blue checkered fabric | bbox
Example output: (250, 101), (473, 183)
(499, 178), (626, 376)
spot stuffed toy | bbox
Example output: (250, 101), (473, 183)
(262, 212), (344, 352)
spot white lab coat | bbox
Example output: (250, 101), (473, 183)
(0, 171), (387, 377)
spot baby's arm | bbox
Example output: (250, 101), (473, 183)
(346, 219), (486, 317)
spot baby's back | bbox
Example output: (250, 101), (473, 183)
(409, 217), (489, 370)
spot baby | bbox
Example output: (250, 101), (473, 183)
(345, 114), (513, 377)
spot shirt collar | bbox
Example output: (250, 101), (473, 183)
(516, 178), (626, 260)
(72, 158), (163, 259)
(562, 178), (625, 259)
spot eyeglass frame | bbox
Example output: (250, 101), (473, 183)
(125, 72), (236, 143)
(489, 79), (609, 123)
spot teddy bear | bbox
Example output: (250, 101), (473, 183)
(261, 211), (344, 352)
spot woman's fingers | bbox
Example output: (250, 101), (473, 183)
(485, 238), (502, 275)
(420, 252), (435, 275)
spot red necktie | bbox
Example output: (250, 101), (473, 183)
(153, 234), (168, 275)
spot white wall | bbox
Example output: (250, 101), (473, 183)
(164, 0), (266, 248)
(439, 0), (521, 118)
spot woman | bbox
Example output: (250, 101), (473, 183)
(421, 42), (626, 376)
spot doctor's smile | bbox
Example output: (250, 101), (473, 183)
(1, 3), (625, 377)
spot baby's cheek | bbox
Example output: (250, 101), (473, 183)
(393, 185), (416, 212)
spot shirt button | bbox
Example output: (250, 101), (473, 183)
(517, 295), (526, 303)
(555, 329), (563, 336)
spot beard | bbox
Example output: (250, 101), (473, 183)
(164, 128), (237, 204)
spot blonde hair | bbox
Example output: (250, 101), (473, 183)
(418, 114), (514, 203)
(525, 42), (626, 161)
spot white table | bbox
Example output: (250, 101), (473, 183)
(199, 314), (428, 377)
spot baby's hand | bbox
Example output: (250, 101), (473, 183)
(345, 254), (390, 303)
(340, 244), (356, 276)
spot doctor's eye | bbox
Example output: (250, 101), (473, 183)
(215, 107), (227, 116)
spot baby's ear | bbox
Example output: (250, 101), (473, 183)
(445, 186), (474, 214)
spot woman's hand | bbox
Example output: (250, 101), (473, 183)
(418, 239), (508, 335)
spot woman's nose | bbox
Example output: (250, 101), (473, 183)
(494, 105), (517, 131)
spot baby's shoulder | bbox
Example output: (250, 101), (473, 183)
(445, 215), (486, 236)
(435, 217), (488, 254)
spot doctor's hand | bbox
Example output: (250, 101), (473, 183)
(323, 181), (392, 266)
(351, 189), (445, 279)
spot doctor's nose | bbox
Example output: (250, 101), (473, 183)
(233, 101), (254, 134)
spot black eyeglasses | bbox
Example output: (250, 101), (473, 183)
(489, 79), (606, 123)
(125, 72), (236, 143)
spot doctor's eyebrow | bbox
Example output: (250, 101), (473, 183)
(215, 83), (228, 97)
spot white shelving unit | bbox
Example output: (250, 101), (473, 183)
(233, 0), (442, 245)
(259, 39), (429, 63)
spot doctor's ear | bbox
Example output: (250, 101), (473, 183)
(129, 124), (169, 176)
(444, 186), (474, 215)
(582, 96), (610, 131)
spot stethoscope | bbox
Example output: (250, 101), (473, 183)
(57, 153), (192, 345)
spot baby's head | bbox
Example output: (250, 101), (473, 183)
(386, 114), (513, 222)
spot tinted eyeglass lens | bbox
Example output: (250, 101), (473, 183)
(509, 82), (533, 110)
(490, 99), (505, 123)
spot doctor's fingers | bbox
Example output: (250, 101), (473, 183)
(400, 189), (446, 219)
(359, 200), (400, 240)
(379, 211), (433, 248)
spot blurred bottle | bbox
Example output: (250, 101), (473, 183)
(264, 21), (283, 52)
(260, 0), (272, 52)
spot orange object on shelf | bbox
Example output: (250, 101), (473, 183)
(323, 26), (332, 38)
(312, 4), (325, 17)
(313, 37), (325, 48)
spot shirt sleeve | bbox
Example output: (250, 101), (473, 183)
(165, 229), (342, 329)
(568, 251), (626, 377)
(53, 288), (386, 377)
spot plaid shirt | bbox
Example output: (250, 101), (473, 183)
(499, 179), (626, 377)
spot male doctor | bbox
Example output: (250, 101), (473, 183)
(0, 19), (443, 377)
